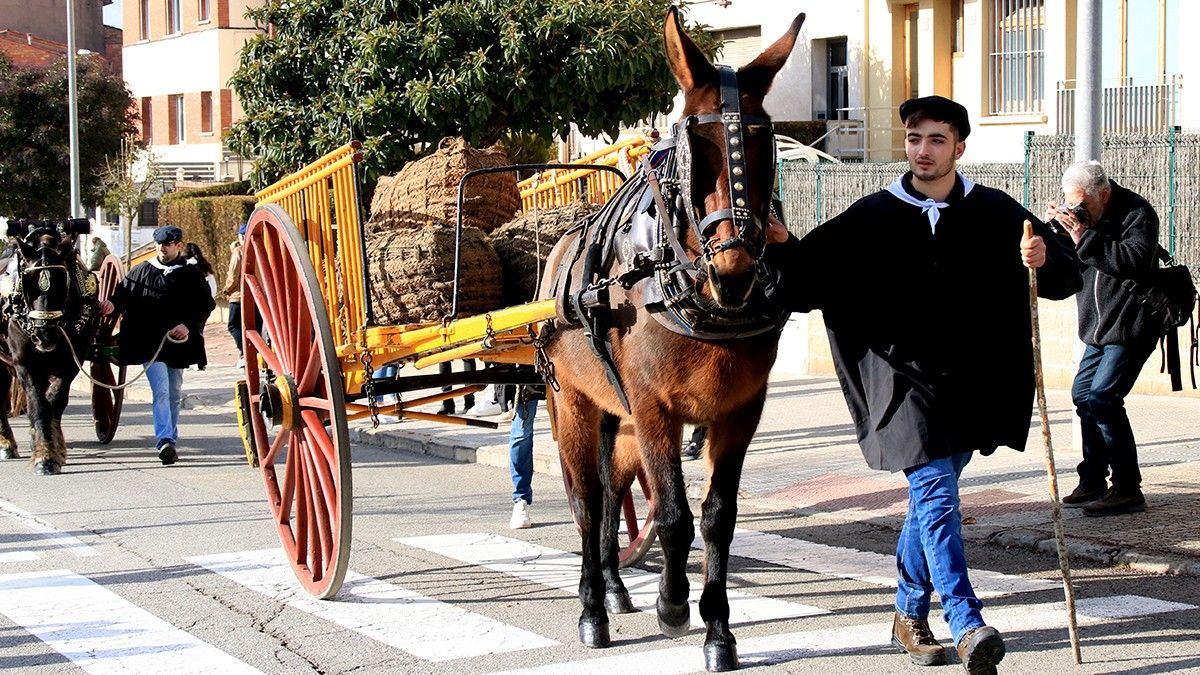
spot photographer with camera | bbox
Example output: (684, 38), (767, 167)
(1046, 160), (1160, 516)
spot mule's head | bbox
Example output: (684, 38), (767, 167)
(664, 8), (804, 310)
(14, 233), (76, 352)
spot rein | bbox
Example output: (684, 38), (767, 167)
(54, 325), (186, 391)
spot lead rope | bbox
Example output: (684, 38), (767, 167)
(55, 325), (187, 390)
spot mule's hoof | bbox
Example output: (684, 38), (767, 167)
(578, 616), (611, 648)
(1, 447), (17, 460)
(34, 460), (61, 476)
(605, 589), (636, 614)
(656, 597), (691, 638)
(704, 639), (739, 672)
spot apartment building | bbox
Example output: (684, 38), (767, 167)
(672, 0), (1197, 163)
(122, 0), (262, 182)
(0, 0), (109, 54)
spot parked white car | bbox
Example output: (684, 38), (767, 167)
(775, 134), (841, 163)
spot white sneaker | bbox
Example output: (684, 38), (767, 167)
(509, 499), (532, 529)
(467, 398), (504, 417)
(235, 356), (245, 369)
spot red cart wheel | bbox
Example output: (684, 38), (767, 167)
(92, 255), (126, 444)
(241, 204), (352, 599)
(558, 457), (657, 568)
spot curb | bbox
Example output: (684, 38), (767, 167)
(352, 425), (1200, 578)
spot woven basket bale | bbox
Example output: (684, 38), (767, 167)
(367, 137), (519, 234)
(490, 201), (599, 306)
(365, 224), (504, 325)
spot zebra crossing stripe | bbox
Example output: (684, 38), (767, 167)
(396, 533), (829, 629)
(0, 551), (39, 562)
(187, 549), (557, 662)
(0, 569), (262, 674)
(699, 528), (1058, 598)
(485, 594), (1196, 675)
(0, 498), (99, 557)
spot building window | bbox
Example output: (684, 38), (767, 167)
(166, 0), (182, 35)
(987, 0), (1045, 115)
(200, 92), (213, 133)
(709, 26), (763, 68)
(139, 0), (150, 40)
(198, 0), (210, 22)
(170, 95), (185, 144)
(952, 0), (966, 54)
(140, 97), (153, 143)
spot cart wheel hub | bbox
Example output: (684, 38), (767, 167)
(259, 376), (300, 430)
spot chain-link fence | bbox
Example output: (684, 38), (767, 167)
(778, 130), (1200, 274)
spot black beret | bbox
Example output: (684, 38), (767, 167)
(153, 225), (183, 243)
(898, 95), (970, 140)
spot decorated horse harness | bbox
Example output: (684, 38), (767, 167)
(1, 218), (100, 342)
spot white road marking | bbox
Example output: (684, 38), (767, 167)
(396, 533), (829, 629)
(0, 550), (39, 562)
(699, 528), (1058, 598)
(0, 569), (262, 674)
(0, 498), (99, 557)
(188, 549), (557, 662)
(486, 594), (1196, 675)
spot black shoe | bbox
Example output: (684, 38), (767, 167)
(1083, 489), (1146, 517)
(681, 442), (701, 461)
(1062, 484), (1105, 508)
(158, 442), (177, 466)
(956, 625), (1005, 674)
(438, 403), (455, 415)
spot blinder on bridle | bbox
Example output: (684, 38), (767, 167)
(673, 65), (775, 262)
(5, 218), (92, 332)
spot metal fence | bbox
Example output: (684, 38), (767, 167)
(778, 130), (1200, 274)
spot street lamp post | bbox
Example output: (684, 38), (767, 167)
(66, 0), (82, 219)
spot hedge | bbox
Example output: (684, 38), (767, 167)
(160, 180), (253, 202)
(158, 194), (256, 295)
(774, 121), (829, 147)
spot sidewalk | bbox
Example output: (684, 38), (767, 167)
(101, 322), (1200, 576)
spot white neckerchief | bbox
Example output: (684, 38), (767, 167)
(885, 172), (976, 233)
(148, 256), (184, 276)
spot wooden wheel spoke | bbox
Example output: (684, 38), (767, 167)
(301, 410), (337, 466)
(298, 396), (333, 411)
(267, 232), (296, 362)
(244, 275), (292, 365)
(622, 493), (639, 540)
(297, 346), (322, 396)
(290, 433), (310, 561)
(245, 331), (286, 376)
(279, 432), (298, 524)
(249, 235), (293, 359)
(299, 437), (333, 574)
(263, 427), (287, 467)
(302, 423), (338, 519)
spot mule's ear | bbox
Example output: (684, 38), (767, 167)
(738, 13), (805, 102)
(664, 5), (716, 92)
(15, 237), (36, 261)
(56, 235), (76, 254)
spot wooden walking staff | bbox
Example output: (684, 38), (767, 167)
(1024, 220), (1083, 664)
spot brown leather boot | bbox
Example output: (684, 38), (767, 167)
(956, 625), (1005, 674)
(891, 611), (947, 666)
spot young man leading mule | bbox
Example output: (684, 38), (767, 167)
(763, 96), (1082, 673)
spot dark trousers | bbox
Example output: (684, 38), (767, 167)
(227, 301), (242, 355)
(438, 360), (476, 413)
(1071, 339), (1156, 494)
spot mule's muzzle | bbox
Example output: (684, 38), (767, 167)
(705, 260), (756, 310)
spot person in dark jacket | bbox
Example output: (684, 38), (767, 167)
(99, 225), (215, 465)
(763, 96), (1081, 672)
(1045, 160), (1159, 516)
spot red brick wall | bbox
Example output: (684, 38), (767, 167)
(141, 89), (234, 145)
(125, 0), (235, 43)
(103, 26), (123, 77)
(0, 31), (65, 68)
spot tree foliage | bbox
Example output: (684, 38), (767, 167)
(0, 53), (137, 218)
(227, 0), (718, 185)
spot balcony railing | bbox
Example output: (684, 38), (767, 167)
(1056, 75), (1182, 135)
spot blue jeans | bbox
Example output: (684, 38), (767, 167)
(896, 451), (984, 643)
(227, 301), (242, 355)
(1072, 341), (1155, 494)
(509, 398), (538, 504)
(145, 361), (184, 448)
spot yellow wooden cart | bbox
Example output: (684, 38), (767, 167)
(234, 138), (654, 598)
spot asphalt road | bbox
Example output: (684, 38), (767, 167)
(2, 398), (1199, 674)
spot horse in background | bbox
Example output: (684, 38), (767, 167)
(539, 9), (805, 671)
(0, 222), (99, 474)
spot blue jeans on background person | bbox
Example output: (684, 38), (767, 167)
(1071, 340), (1156, 494)
(509, 398), (538, 504)
(145, 361), (184, 448)
(228, 301), (242, 355)
(372, 365), (398, 406)
(896, 451), (984, 644)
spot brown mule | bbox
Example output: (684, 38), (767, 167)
(539, 8), (805, 672)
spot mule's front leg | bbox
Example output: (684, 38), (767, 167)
(560, 394), (611, 648)
(638, 413), (693, 638)
(46, 373), (72, 469)
(26, 385), (62, 475)
(0, 366), (18, 459)
(597, 416), (638, 615)
(697, 396), (764, 671)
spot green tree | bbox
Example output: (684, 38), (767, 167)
(227, 0), (718, 185)
(0, 53), (137, 218)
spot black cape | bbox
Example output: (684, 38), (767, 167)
(764, 173), (1082, 472)
(111, 257), (215, 368)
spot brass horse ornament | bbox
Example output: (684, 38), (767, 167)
(539, 9), (805, 671)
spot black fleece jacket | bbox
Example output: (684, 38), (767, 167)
(1071, 181), (1160, 346)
